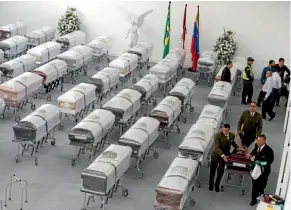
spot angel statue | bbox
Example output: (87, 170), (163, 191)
(120, 8), (153, 49)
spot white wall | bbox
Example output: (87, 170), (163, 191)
(0, 1), (289, 78)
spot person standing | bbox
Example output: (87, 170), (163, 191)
(271, 68), (282, 107)
(257, 60), (275, 107)
(209, 124), (239, 192)
(221, 61), (233, 83)
(262, 71), (276, 121)
(241, 57), (255, 105)
(237, 102), (263, 148)
(247, 134), (274, 206)
(274, 58), (290, 106)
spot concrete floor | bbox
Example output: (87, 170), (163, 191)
(0, 59), (286, 210)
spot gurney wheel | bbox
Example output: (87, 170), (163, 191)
(47, 96), (51, 101)
(72, 80), (76, 85)
(138, 172), (144, 179)
(72, 159), (76, 166)
(15, 116), (20, 122)
(183, 118), (186, 123)
(122, 189), (129, 197)
(83, 71), (87, 76)
(153, 152), (159, 159)
(58, 124), (64, 130)
(177, 128), (181, 133)
(96, 66), (100, 71)
(197, 182), (201, 188)
(182, 71), (186, 75)
(31, 105), (36, 110)
(132, 78), (137, 84)
(35, 158), (38, 166)
(153, 101), (157, 106)
(147, 65), (150, 70)
(32, 94), (37, 99)
(165, 143), (171, 149)
(208, 82), (213, 87)
(241, 189), (245, 195)
(190, 199), (196, 206)
(15, 157), (19, 163)
(190, 107), (194, 112)
(60, 86), (64, 92)
(51, 141), (56, 146)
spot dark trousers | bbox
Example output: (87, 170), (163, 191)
(262, 92), (275, 118)
(239, 132), (256, 148)
(252, 173), (269, 202)
(257, 90), (264, 106)
(209, 158), (225, 187)
(242, 83), (253, 103)
(271, 88), (280, 106)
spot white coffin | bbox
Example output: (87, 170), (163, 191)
(132, 74), (159, 101)
(0, 49), (4, 63)
(0, 22), (27, 40)
(155, 157), (199, 210)
(87, 36), (111, 56)
(149, 60), (177, 84)
(81, 144), (132, 194)
(26, 26), (56, 46)
(200, 51), (218, 60)
(118, 117), (159, 158)
(166, 48), (186, 67)
(178, 122), (215, 161)
(57, 45), (93, 72)
(196, 104), (223, 132)
(207, 81), (232, 109)
(128, 42), (153, 63)
(215, 65), (238, 85)
(33, 59), (67, 85)
(0, 55), (36, 78)
(27, 42), (62, 65)
(0, 36), (28, 57)
(136, 42), (153, 58)
(0, 72), (43, 104)
(102, 89), (141, 122)
(150, 96), (181, 127)
(69, 109), (115, 145)
(56, 31), (86, 50)
(13, 104), (60, 142)
(169, 78), (195, 105)
(88, 67), (120, 94)
(57, 83), (96, 115)
(109, 53), (138, 77)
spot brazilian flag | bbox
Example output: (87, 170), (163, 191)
(163, 2), (171, 58)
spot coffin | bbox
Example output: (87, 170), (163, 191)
(26, 26), (56, 46)
(149, 59), (178, 84)
(0, 72), (43, 105)
(101, 89), (141, 122)
(109, 53), (138, 77)
(136, 42), (153, 58)
(56, 31), (86, 51)
(165, 48), (186, 67)
(69, 109), (115, 146)
(128, 42), (153, 63)
(196, 104), (223, 132)
(178, 123), (215, 161)
(155, 157), (199, 210)
(132, 74), (159, 101)
(33, 59), (67, 85)
(118, 117), (159, 158)
(27, 42), (62, 65)
(226, 152), (252, 172)
(215, 65), (238, 85)
(87, 36), (111, 56)
(197, 51), (218, 73)
(169, 78), (195, 105)
(0, 36), (28, 57)
(81, 144), (132, 194)
(57, 83), (96, 115)
(0, 55), (37, 78)
(0, 22), (27, 40)
(57, 45), (93, 71)
(13, 104), (60, 142)
(207, 81), (232, 109)
(88, 67), (119, 94)
(149, 96), (181, 127)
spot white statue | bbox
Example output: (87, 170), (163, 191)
(120, 8), (153, 49)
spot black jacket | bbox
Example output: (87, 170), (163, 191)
(275, 64), (290, 81)
(251, 144), (274, 175)
(221, 66), (231, 83)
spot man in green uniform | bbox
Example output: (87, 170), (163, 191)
(242, 57), (255, 105)
(237, 102), (263, 148)
(209, 124), (239, 192)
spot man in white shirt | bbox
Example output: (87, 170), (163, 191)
(271, 68), (282, 107)
(262, 71), (275, 121)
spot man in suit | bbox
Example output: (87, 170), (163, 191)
(209, 124), (239, 192)
(221, 61), (233, 83)
(247, 134), (274, 206)
(237, 102), (263, 148)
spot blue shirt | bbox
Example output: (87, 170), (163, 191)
(260, 66), (276, 85)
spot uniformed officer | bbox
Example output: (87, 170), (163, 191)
(242, 57), (255, 105)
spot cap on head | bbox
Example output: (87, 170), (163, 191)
(247, 57), (255, 62)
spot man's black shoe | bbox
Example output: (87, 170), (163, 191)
(262, 116), (266, 119)
(215, 187), (220, 192)
(269, 114), (276, 121)
(242, 101), (247, 105)
(249, 201), (257, 206)
(257, 104), (261, 107)
(209, 186), (214, 191)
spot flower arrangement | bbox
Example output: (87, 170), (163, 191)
(57, 6), (81, 36)
(213, 28), (237, 64)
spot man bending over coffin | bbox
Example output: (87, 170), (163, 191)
(221, 61), (233, 83)
(209, 124), (243, 192)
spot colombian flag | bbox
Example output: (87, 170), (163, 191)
(189, 6), (200, 72)
(163, 2), (171, 58)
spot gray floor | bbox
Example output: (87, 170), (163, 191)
(0, 59), (286, 210)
